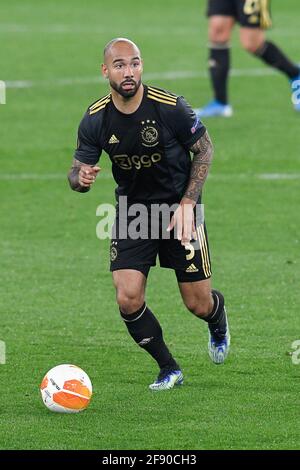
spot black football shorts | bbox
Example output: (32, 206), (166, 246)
(207, 0), (272, 29)
(109, 205), (212, 283)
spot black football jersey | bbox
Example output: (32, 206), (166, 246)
(74, 85), (206, 203)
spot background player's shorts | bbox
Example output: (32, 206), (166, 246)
(110, 207), (212, 283)
(207, 0), (272, 29)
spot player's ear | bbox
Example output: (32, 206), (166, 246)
(101, 63), (108, 79)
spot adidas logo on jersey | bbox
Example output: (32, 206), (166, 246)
(109, 134), (120, 144)
(186, 263), (199, 273)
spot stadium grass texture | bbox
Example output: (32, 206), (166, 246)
(0, 0), (299, 450)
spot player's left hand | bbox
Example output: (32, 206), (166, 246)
(167, 198), (197, 246)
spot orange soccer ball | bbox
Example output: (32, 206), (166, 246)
(40, 364), (92, 413)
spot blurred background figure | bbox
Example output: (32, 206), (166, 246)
(195, 0), (300, 117)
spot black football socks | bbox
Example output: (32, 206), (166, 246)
(255, 41), (299, 80)
(120, 303), (179, 370)
(209, 44), (230, 104)
(209, 41), (299, 105)
(202, 290), (227, 340)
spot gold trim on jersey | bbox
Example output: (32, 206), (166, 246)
(148, 86), (177, 99)
(196, 225), (211, 278)
(147, 93), (177, 106)
(260, 0), (272, 29)
(147, 87), (177, 106)
(89, 94), (111, 115)
(89, 94), (111, 111)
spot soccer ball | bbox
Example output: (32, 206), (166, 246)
(40, 364), (92, 413)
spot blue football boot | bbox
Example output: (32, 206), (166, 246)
(208, 309), (230, 365)
(149, 367), (183, 391)
(195, 100), (233, 118)
(291, 71), (300, 112)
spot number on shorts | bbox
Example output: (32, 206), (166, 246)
(243, 0), (260, 15)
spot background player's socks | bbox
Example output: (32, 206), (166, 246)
(120, 303), (178, 369)
(255, 41), (299, 80)
(202, 290), (226, 340)
(209, 44), (230, 104)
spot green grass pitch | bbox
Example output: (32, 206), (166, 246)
(0, 0), (299, 450)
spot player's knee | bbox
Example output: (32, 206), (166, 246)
(209, 30), (230, 44)
(209, 21), (231, 43)
(242, 40), (260, 54)
(184, 297), (212, 318)
(240, 32), (265, 54)
(116, 291), (144, 315)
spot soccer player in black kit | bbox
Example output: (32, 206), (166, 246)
(195, 0), (300, 117)
(68, 38), (230, 391)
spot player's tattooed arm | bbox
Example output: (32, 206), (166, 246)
(169, 131), (213, 245)
(183, 130), (213, 204)
(68, 159), (100, 192)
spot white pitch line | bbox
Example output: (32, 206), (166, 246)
(258, 173), (300, 180)
(0, 24), (297, 36)
(5, 68), (277, 89)
(0, 173), (113, 181)
(1, 173), (299, 181)
(0, 173), (68, 180)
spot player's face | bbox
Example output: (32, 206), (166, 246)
(102, 43), (143, 98)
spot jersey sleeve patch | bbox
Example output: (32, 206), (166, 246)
(169, 96), (206, 149)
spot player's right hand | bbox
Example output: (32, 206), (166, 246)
(78, 165), (101, 188)
(167, 200), (196, 246)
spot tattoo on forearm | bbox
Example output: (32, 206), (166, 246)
(184, 131), (213, 202)
(68, 159), (90, 192)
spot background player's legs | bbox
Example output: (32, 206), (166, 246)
(240, 27), (299, 80)
(239, 27), (264, 54)
(196, 16), (234, 117)
(113, 269), (179, 371)
(208, 16), (234, 104)
(178, 278), (230, 363)
(240, 27), (300, 111)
